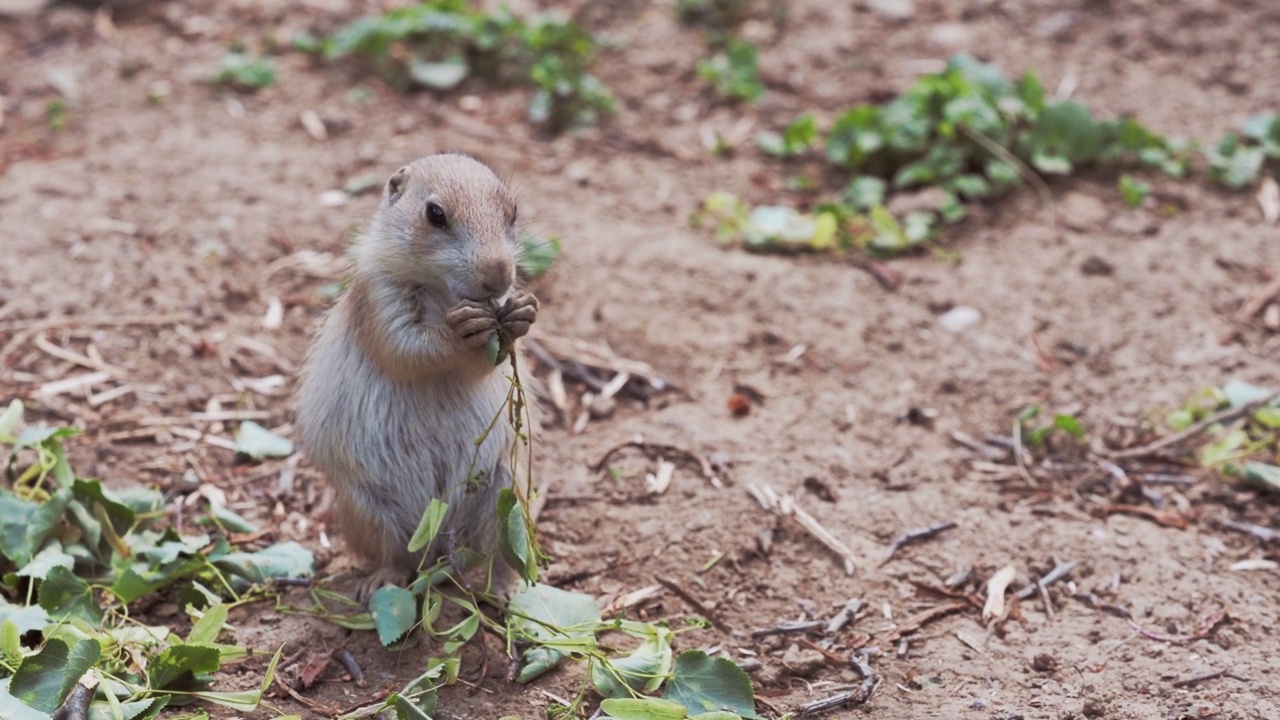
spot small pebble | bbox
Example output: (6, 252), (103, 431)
(939, 305), (982, 333)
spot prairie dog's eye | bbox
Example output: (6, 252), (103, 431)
(511, 205), (518, 225)
(426, 202), (448, 229)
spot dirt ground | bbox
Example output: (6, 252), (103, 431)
(3, 0), (1280, 718)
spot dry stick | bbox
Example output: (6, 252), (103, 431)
(1215, 516), (1280, 543)
(654, 576), (731, 633)
(825, 598), (863, 635)
(1171, 669), (1229, 689)
(795, 653), (879, 716)
(1014, 559), (1077, 600)
(331, 648), (366, 686)
(879, 520), (957, 566)
(750, 620), (825, 639)
(592, 441), (721, 486)
(1100, 390), (1280, 460)
(1011, 418), (1039, 487)
(1237, 275), (1280, 320)
(50, 672), (97, 720)
(957, 124), (1055, 227)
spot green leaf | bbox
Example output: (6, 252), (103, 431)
(508, 583), (601, 683)
(407, 498), (449, 553)
(206, 504), (257, 533)
(0, 598), (51, 636)
(1200, 428), (1250, 467)
(0, 492), (40, 565)
(216, 541), (314, 582)
(1166, 408), (1194, 431)
(1, 620), (21, 665)
(10, 638), (101, 713)
(16, 543), (75, 580)
(213, 52), (276, 92)
(518, 236), (561, 278)
(1252, 407), (1280, 429)
(662, 651), (758, 719)
(1117, 174), (1150, 208)
(601, 697), (689, 720)
(88, 696), (168, 720)
(441, 611), (479, 656)
(408, 55), (469, 89)
(1233, 462), (1280, 495)
(696, 39), (762, 102)
(39, 566), (103, 625)
(234, 421), (294, 460)
(388, 692), (433, 720)
(187, 604), (229, 644)
(72, 478), (136, 538)
(1053, 414), (1085, 440)
(148, 643), (221, 691)
(0, 678), (49, 720)
(843, 176), (886, 211)
(1208, 142), (1265, 189)
(495, 488), (532, 580)
(0, 400), (23, 442)
(590, 622), (674, 698)
(185, 646), (280, 712)
(369, 586), (418, 646)
(1222, 379), (1274, 408)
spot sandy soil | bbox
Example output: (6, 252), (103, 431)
(2, 0), (1279, 718)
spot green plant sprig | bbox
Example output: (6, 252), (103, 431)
(298, 1), (614, 131)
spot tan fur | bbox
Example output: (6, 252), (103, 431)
(296, 153), (536, 593)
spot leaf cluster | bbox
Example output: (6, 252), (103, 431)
(298, 0), (614, 130)
(0, 400), (310, 719)
(696, 39), (763, 103)
(710, 56), (1279, 256)
(212, 51), (277, 92)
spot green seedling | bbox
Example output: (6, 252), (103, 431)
(213, 51), (277, 91)
(305, 1), (613, 131)
(697, 39), (763, 102)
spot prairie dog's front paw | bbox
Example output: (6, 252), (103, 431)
(497, 292), (538, 340)
(446, 300), (499, 348)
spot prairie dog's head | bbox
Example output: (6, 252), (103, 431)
(357, 153), (519, 304)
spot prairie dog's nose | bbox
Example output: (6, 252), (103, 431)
(477, 258), (513, 300)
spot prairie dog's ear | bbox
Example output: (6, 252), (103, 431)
(386, 167), (410, 205)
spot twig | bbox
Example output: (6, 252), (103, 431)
(654, 576), (730, 632)
(958, 124), (1055, 227)
(274, 666), (340, 714)
(878, 521), (956, 566)
(795, 653), (879, 716)
(592, 441), (722, 487)
(1014, 559), (1076, 600)
(1215, 516), (1280, 543)
(331, 648), (366, 686)
(879, 601), (968, 642)
(50, 672), (97, 720)
(1237, 276), (1280, 320)
(825, 598), (863, 635)
(1100, 390), (1280, 460)
(1011, 418), (1038, 487)
(750, 620), (824, 639)
(1171, 669), (1228, 689)
(848, 257), (901, 291)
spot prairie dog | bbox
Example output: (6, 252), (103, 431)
(297, 153), (537, 595)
